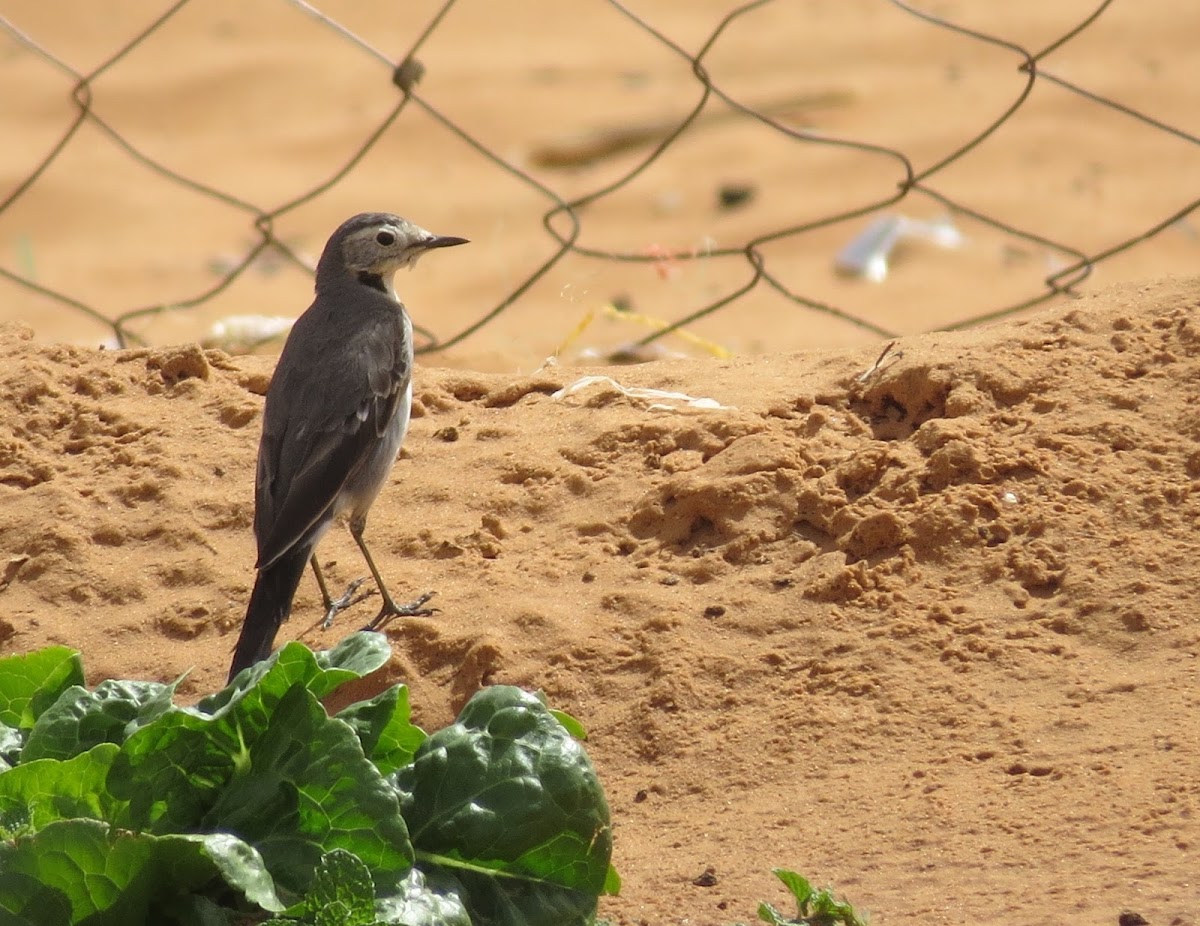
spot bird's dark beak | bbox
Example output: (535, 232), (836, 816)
(423, 235), (469, 250)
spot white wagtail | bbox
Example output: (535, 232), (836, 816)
(228, 212), (467, 681)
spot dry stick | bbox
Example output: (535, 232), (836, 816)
(528, 89), (855, 169)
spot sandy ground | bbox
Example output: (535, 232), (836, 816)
(2, 280), (1199, 924)
(3, 1), (1200, 924)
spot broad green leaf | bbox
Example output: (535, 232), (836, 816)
(532, 691), (588, 742)
(0, 872), (73, 925)
(336, 686), (425, 776)
(201, 633), (391, 715)
(0, 647), (84, 729)
(438, 869), (606, 926)
(168, 894), (241, 926)
(105, 709), (242, 832)
(0, 645), (614, 926)
(757, 901), (789, 926)
(758, 869), (867, 926)
(278, 862), (472, 926)
(312, 632), (395, 678)
(773, 869), (815, 909)
(107, 635), (397, 834)
(21, 679), (175, 762)
(291, 849), (377, 926)
(0, 723), (22, 771)
(373, 868), (471, 926)
(397, 686), (613, 926)
(0, 818), (283, 922)
(203, 685), (413, 899)
(603, 864), (622, 896)
(0, 743), (120, 832)
(193, 831), (286, 914)
(548, 709), (587, 742)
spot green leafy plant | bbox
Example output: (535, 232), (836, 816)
(0, 636), (616, 925)
(749, 868), (867, 926)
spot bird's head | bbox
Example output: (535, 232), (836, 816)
(317, 212), (468, 287)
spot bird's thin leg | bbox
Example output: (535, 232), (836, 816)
(311, 555), (373, 629)
(348, 518), (436, 630)
(310, 556), (333, 610)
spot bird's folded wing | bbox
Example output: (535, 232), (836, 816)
(254, 323), (407, 570)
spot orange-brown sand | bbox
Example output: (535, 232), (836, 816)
(3, 280), (1199, 923)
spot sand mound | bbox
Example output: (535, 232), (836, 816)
(2, 279), (1198, 924)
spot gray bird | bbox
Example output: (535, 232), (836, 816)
(228, 212), (468, 681)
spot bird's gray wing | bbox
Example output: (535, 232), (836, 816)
(254, 309), (408, 570)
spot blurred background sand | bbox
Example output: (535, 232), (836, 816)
(3, 0), (1200, 368)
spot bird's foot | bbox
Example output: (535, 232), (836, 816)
(364, 591), (438, 631)
(321, 577), (374, 629)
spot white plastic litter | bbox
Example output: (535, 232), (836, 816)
(205, 315), (295, 351)
(551, 375), (731, 411)
(835, 214), (964, 282)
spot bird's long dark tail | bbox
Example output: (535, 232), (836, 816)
(228, 545), (310, 682)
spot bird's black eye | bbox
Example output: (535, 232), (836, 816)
(375, 230), (396, 246)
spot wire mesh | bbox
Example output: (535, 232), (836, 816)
(2, 0), (1198, 363)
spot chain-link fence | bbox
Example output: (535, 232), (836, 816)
(2, 0), (1198, 367)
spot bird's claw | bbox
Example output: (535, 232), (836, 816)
(364, 591), (438, 631)
(321, 577), (373, 629)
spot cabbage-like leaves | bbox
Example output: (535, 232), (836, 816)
(397, 686), (614, 926)
(0, 637), (615, 925)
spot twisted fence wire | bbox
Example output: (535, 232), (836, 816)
(1, 0), (1197, 356)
